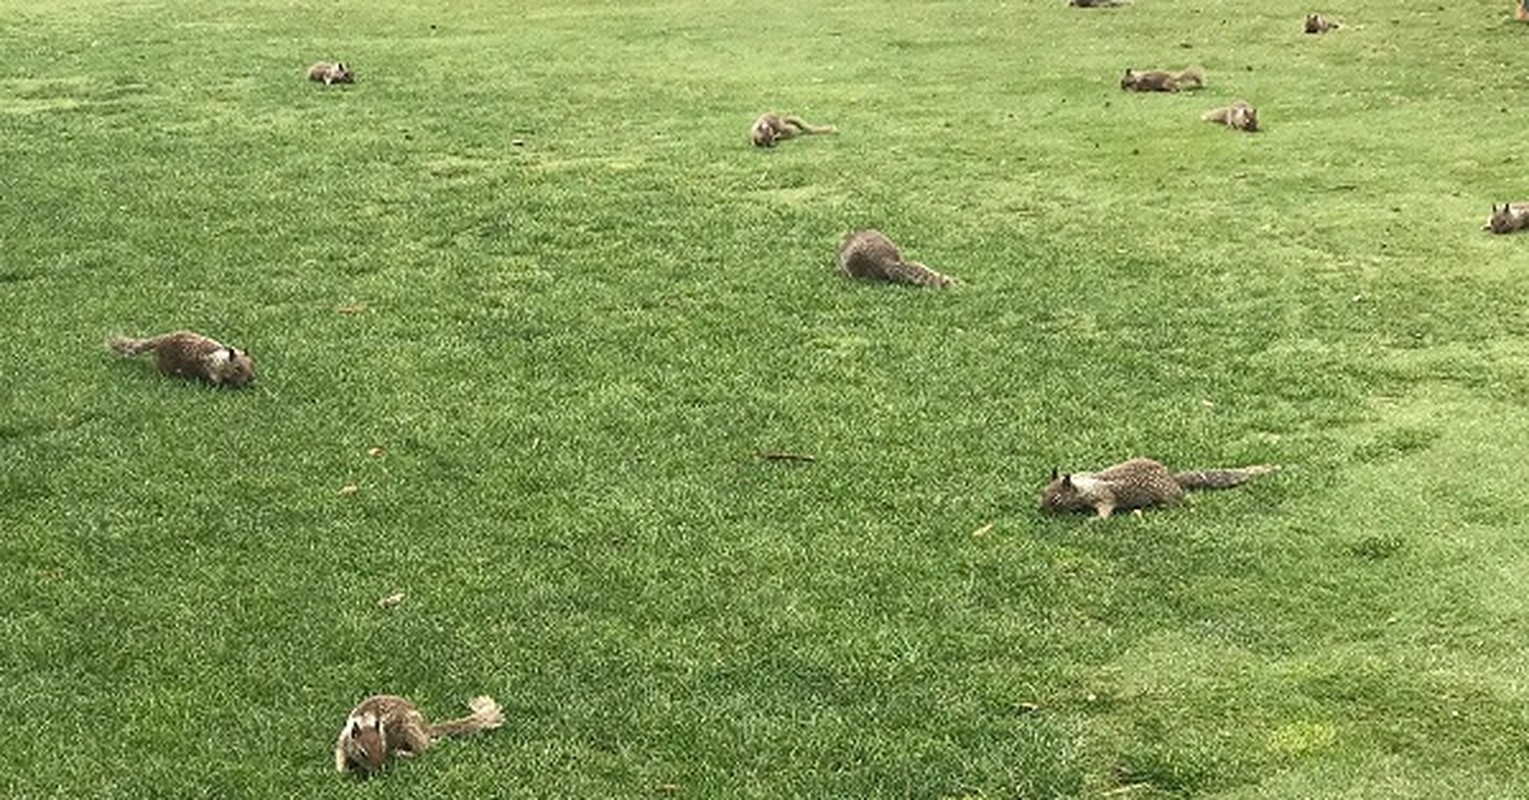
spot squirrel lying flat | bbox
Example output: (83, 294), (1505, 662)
(837, 229), (957, 287)
(1304, 13), (1340, 34)
(334, 694), (504, 774)
(750, 113), (836, 148)
(1484, 202), (1529, 234)
(307, 61), (354, 85)
(1202, 99), (1259, 132)
(1039, 458), (1277, 518)
(1120, 67), (1204, 92)
(107, 331), (255, 387)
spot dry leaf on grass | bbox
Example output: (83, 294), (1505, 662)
(377, 591), (406, 609)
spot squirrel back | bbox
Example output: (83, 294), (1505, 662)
(108, 330), (255, 387)
(1039, 458), (1277, 518)
(1121, 66), (1203, 92)
(334, 694), (504, 774)
(836, 229), (957, 287)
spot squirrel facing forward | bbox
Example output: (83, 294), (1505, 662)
(107, 331), (255, 387)
(334, 695), (504, 774)
(307, 61), (355, 85)
(1039, 458), (1277, 518)
(1120, 67), (1204, 92)
(1484, 202), (1529, 234)
(1202, 99), (1259, 132)
(1304, 13), (1340, 34)
(750, 113), (836, 148)
(837, 229), (957, 287)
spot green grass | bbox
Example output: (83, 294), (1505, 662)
(5, 0), (1529, 796)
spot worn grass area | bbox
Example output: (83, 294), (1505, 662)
(4, 0), (1529, 796)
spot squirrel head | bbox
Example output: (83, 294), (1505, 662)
(208, 345), (256, 388)
(1038, 470), (1084, 514)
(751, 119), (778, 148)
(1237, 105), (1259, 132)
(345, 715), (387, 773)
(1489, 203), (1520, 234)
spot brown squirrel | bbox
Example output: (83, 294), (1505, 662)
(334, 695), (504, 774)
(837, 229), (957, 287)
(1304, 13), (1340, 34)
(107, 331), (255, 387)
(750, 113), (836, 148)
(307, 61), (355, 85)
(1484, 202), (1529, 234)
(1120, 67), (1204, 92)
(1039, 458), (1277, 518)
(1202, 99), (1259, 132)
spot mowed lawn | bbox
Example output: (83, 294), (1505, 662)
(4, 0), (1529, 796)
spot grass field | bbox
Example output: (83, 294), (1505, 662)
(5, 0), (1529, 796)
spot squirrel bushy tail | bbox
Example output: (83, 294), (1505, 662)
(783, 115), (836, 135)
(1174, 465), (1278, 491)
(427, 695), (504, 739)
(107, 335), (158, 356)
(1175, 66), (1205, 88)
(884, 260), (957, 288)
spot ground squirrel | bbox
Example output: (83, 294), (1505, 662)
(1484, 202), (1529, 234)
(1120, 67), (1204, 92)
(107, 331), (255, 387)
(750, 113), (836, 148)
(837, 229), (957, 287)
(1202, 99), (1259, 132)
(1304, 13), (1340, 34)
(334, 695), (504, 774)
(307, 61), (354, 85)
(1039, 458), (1277, 518)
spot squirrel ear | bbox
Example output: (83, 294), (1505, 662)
(1050, 467), (1059, 481)
(373, 717), (383, 732)
(1062, 474), (1074, 488)
(349, 720), (362, 738)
